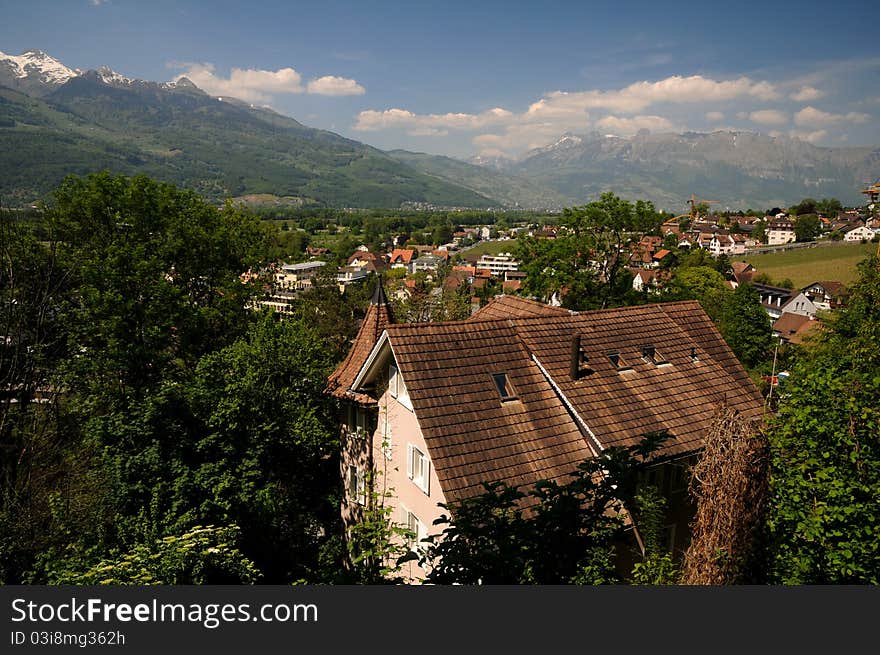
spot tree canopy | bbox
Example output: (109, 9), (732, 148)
(764, 257), (880, 583)
(516, 192), (662, 310)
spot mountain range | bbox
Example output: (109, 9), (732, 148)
(1, 49), (878, 211)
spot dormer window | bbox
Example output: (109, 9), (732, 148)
(492, 372), (517, 401)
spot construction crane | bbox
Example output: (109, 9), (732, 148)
(686, 193), (719, 220)
(667, 193), (719, 225)
(862, 178), (880, 205)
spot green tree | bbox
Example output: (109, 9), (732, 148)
(420, 435), (666, 584)
(792, 198), (817, 216)
(182, 313), (340, 582)
(45, 525), (260, 585)
(794, 214), (820, 242)
(670, 266), (730, 321)
(719, 284), (773, 368)
(764, 257), (880, 583)
(753, 220), (768, 244)
(816, 197), (842, 217)
(516, 193), (661, 310)
(49, 172), (266, 403)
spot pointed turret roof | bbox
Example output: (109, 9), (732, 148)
(326, 276), (393, 403)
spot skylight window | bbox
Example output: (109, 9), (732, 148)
(641, 344), (669, 366)
(606, 350), (632, 371)
(492, 372), (517, 401)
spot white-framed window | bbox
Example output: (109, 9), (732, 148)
(388, 364), (399, 398)
(406, 443), (430, 495)
(357, 408), (367, 435)
(347, 465), (366, 505)
(399, 505), (426, 546)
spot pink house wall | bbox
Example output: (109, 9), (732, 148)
(372, 376), (448, 583)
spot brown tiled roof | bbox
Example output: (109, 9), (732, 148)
(369, 300), (764, 504)
(385, 319), (592, 502)
(468, 295), (571, 321)
(773, 312), (820, 344)
(325, 279), (393, 404)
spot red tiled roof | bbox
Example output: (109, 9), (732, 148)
(390, 249), (415, 264)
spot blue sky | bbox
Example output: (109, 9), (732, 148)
(2, 0), (879, 158)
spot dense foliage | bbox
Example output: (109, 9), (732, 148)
(0, 173), (356, 584)
(764, 257), (880, 583)
(418, 435), (669, 584)
(516, 192), (663, 309)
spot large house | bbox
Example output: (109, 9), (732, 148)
(767, 220), (796, 246)
(843, 225), (876, 242)
(326, 285), (765, 582)
(750, 283), (818, 320)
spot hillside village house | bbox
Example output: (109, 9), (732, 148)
(802, 281), (848, 311)
(326, 283), (765, 582)
(475, 253), (521, 277)
(751, 282), (818, 321)
(274, 260), (326, 291)
(844, 225), (876, 242)
(767, 219), (796, 245)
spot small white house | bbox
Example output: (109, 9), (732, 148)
(844, 225), (875, 242)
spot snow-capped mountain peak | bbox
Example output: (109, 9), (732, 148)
(0, 48), (81, 85)
(549, 133), (583, 149)
(96, 65), (134, 87)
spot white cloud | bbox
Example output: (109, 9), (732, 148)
(355, 73), (783, 156)
(746, 109), (789, 126)
(306, 75), (365, 96)
(173, 63), (304, 103)
(472, 121), (575, 154)
(705, 111), (725, 122)
(171, 62), (366, 103)
(526, 75), (779, 118)
(407, 127), (449, 137)
(90, 0), (108, 5)
(595, 114), (676, 135)
(354, 106), (513, 132)
(790, 86), (824, 102)
(794, 106), (870, 127)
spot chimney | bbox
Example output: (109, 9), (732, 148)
(570, 334), (581, 381)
